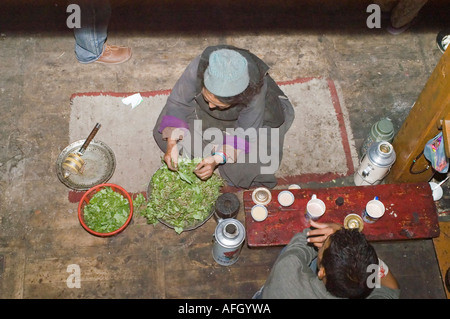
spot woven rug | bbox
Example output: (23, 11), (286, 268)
(67, 77), (358, 201)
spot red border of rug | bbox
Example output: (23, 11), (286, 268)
(67, 77), (355, 202)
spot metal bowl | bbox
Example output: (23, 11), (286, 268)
(146, 168), (215, 231)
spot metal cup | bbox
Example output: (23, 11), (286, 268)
(306, 194), (326, 221)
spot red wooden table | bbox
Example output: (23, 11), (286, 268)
(243, 182), (440, 247)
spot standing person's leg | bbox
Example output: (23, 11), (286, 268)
(72, 0), (131, 64)
(390, 0), (428, 29)
(373, 0), (428, 34)
(73, 0), (111, 63)
(373, 0), (399, 12)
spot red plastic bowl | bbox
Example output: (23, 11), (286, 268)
(78, 183), (133, 237)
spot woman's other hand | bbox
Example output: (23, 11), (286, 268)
(194, 155), (222, 180)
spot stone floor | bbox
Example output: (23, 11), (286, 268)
(0, 0), (449, 299)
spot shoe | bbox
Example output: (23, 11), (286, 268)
(386, 16), (418, 35)
(95, 44), (132, 65)
(437, 30), (450, 53)
(387, 22), (413, 35)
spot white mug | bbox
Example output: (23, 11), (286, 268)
(306, 194), (326, 221)
(362, 197), (385, 223)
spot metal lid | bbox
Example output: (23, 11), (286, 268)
(367, 141), (396, 168)
(215, 219), (245, 248)
(251, 187), (272, 205)
(376, 119), (394, 135)
(370, 118), (394, 142)
(344, 214), (364, 232)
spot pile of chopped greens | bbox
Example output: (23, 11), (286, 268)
(135, 158), (223, 234)
(82, 186), (130, 233)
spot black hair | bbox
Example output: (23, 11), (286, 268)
(321, 228), (378, 299)
(201, 77), (264, 106)
(216, 79), (264, 106)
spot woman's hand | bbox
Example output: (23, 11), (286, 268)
(164, 139), (179, 171)
(194, 155), (222, 180)
(306, 220), (343, 248)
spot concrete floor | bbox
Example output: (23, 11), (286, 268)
(0, 0), (449, 299)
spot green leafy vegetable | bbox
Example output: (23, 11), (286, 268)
(83, 187), (130, 233)
(177, 170), (194, 184)
(137, 158), (223, 234)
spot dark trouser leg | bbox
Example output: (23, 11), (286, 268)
(219, 98), (295, 189)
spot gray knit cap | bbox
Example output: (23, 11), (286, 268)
(204, 49), (250, 97)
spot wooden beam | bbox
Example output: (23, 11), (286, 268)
(441, 114), (450, 158)
(386, 48), (450, 183)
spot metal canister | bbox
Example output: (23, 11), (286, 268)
(212, 219), (245, 266)
(354, 141), (396, 186)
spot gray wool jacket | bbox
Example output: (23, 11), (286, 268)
(261, 229), (401, 299)
(155, 45), (295, 188)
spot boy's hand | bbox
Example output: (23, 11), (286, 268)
(306, 220), (343, 248)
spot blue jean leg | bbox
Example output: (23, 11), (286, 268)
(73, 1), (111, 63)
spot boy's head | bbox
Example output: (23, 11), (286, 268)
(317, 228), (378, 299)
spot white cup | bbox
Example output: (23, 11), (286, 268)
(306, 194), (326, 221)
(251, 204), (268, 222)
(278, 190), (295, 207)
(362, 197), (385, 223)
(429, 182), (443, 201)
